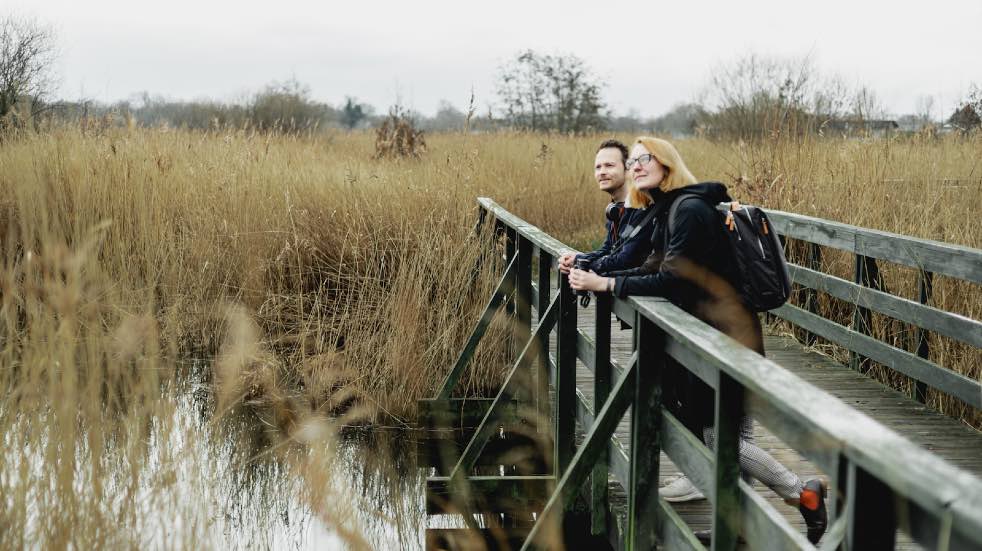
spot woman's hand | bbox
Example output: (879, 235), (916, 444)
(569, 269), (612, 293)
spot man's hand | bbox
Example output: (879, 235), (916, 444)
(558, 252), (579, 274)
(569, 268), (612, 293)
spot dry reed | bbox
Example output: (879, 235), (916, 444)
(1, 126), (979, 547)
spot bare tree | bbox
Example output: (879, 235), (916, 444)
(495, 50), (606, 133)
(0, 15), (57, 128)
(701, 53), (817, 139)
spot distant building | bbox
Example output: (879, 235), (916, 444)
(824, 119), (899, 137)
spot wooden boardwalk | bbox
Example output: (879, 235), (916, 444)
(424, 198), (982, 550)
(567, 304), (982, 549)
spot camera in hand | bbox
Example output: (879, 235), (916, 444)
(574, 257), (591, 307)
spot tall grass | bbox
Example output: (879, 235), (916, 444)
(0, 126), (979, 546)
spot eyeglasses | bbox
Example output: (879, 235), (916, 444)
(625, 153), (656, 170)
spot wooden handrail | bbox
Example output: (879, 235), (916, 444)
(468, 198), (982, 550)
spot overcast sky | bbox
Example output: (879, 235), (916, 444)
(9, 0), (982, 119)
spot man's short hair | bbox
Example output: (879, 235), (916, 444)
(597, 139), (629, 167)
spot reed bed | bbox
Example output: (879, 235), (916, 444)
(0, 126), (979, 547)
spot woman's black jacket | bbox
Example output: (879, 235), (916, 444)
(611, 182), (741, 312)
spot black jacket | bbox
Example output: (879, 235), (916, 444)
(612, 182), (740, 313)
(578, 207), (655, 275)
(575, 205), (629, 265)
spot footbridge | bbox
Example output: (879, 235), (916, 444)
(418, 198), (982, 550)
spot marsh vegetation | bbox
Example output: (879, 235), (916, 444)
(0, 126), (979, 547)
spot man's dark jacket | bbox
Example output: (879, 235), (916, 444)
(577, 207), (655, 275)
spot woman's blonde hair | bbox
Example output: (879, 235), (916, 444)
(628, 136), (698, 208)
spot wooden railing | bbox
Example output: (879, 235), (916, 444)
(765, 210), (982, 409)
(422, 197), (982, 550)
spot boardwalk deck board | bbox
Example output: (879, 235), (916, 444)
(558, 302), (980, 549)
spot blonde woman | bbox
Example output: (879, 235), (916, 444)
(569, 137), (828, 544)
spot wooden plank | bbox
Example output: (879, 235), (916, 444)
(628, 316), (663, 550)
(449, 297), (559, 482)
(479, 198), (571, 259)
(766, 209), (982, 284)
(628, 296), (982, 536)
(786, 264), (982, 348)
(555, 272), (578, 475)
(436, 256), (517, 400)
(591, 293), (613, 535)
(655, 496), (705, 551)
(845, 462), (897, 550)
(712, 372), (744, 551)
(519, 356), (638, 551)
(772, 303), (982, 409)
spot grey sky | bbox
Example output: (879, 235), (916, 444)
(10, 0), (982, 118)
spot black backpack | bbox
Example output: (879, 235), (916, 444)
(668, 195), (791, 312)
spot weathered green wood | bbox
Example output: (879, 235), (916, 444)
(555, 272), (578, 476)
(655, 495), (705, 551)
(478, 198), (572, 259)
(567, 353), (635, 491)
(772, 303), (982, 409)
(535, 252), (552, 430)
(629, 295), (982, 539)
(627, 315), (663, 551)
(803, 242), (822, 346)
(738, 479), (814, 550)
(915, 270), (934, 404)
(712, 372), (744, 551)
(787, 264), (982, 348)
(851, 254), (879, 371)
(417, 398), (515, 429)
(436, 256), (517, 400)
(475, 199), (982, 551)
(660, 409), (813, 550)
(519, 355), (638, 551)
(845, 462), (897, 550)
(448, 296), (559, 484)
(516, 235), (533, 351)
(665, 337), (720, 390)
(505, 227), (517, 316)
(426, 475), (553, 514)
(767, 209), (982, 284)
(590, 293), (612, 536)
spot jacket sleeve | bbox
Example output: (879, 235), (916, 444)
(586, 219), (656, 275)
(575, 219), (615, 264)
(612, 200), (716, 299)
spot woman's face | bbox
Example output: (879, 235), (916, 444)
(628, 143), (666, 191)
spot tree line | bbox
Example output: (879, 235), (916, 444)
(2, 15), (980, 138)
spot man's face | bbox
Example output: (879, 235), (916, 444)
(594, 148), (626, 194)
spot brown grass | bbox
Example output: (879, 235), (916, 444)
(0, 126), (979, 547)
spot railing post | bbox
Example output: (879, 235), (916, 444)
(804, 242), (822, 346)
(505, 226), (517, 317)
(850, 254), (880, 371)
(590, 293), (612, 536)
(516, 236), (533, 356)
(711, 372), (744, 551)
(554, 270), (578, 476)
(914, 270), (934, 403)
(845, 461), (897, 550)
(535, 250), (553, 432)
(627, 314), (663, 550)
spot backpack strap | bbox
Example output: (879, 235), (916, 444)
(663, 193), (702, 250)
(608, 205), (659, 256)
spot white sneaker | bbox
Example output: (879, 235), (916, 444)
(659, 475), (705, 502)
